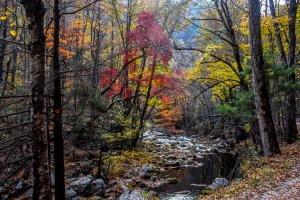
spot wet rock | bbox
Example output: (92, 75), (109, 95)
(207, 178), (229, 190)
(118, 189), (146, 200)
(69, 175), (93, 194)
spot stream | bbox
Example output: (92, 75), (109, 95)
(142, 130), (237, 200)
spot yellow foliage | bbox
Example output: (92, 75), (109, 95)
(9, 30), (16, 37)
(0, 16), (7, 21)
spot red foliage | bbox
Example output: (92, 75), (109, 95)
(126, 11), (173, 64)
(99, 69), (119, 88)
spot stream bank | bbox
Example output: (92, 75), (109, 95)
(109, 130), (239, 200)
(0, 130), (239, 200)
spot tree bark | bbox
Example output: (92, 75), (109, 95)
(0, 0), (8, 83)
(53, 0), (66, 199)
(20, 0), (51, 199)
(285, 0), (298, 143)
(248, 0), (280, 156)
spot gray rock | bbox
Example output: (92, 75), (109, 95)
(141, 171), (151, 179)
(25, 188), (33, 198)
(16, 181), (23, 190)
(141, 165), (153, 173)
(148, 191), (158, 197)
(89, 179), (106, 196)
(133, 168), (139, 176)
(69, 175), (93, 194)
(207, 178), (229, 190)
(66, 188), (77, 198)
(92, 178), (105, 187)
(118, 190), (146, 200)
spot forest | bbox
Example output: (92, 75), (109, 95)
(0, 0), (299, 199)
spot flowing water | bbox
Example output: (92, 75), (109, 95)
(154, 153), (237, 199)
(143, 131), (237, 200)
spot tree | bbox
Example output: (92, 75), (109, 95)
(248, 0), (280, 156)
(20, 0), (51, 199)
(285, 0), (298, 143)
(269, 0), (298, 143)
(52, 0), (65, 199)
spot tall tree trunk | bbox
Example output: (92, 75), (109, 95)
(269, 0), (288, 65)
(269, 0), (298, 143)
(53, 0), (66, 199)
(139, 59), (156, 131)
(124, 0), (132, 113)
(0, 0), (8, 83)
(248, 0), (280, 156)
(20, 0), (51, 199)
(285, 0), (298, 143)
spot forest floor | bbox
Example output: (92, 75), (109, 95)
(200, 141), (300, 200)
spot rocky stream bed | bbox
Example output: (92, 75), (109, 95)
(0, 131), (238, 200)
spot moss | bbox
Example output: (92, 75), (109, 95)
(202, 189), (214, 195)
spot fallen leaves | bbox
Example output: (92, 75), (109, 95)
(200, 142), (300, 200)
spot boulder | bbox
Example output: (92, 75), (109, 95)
(69, 175), (93, 194)
(207, 178), (229, 190)
(89, 179), (106, 196)
(118, 190), (146, 200)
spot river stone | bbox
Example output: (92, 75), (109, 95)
(69, 175), (93, 194)
(207, 178), (229, 190)
(118, 189), (146, 200)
